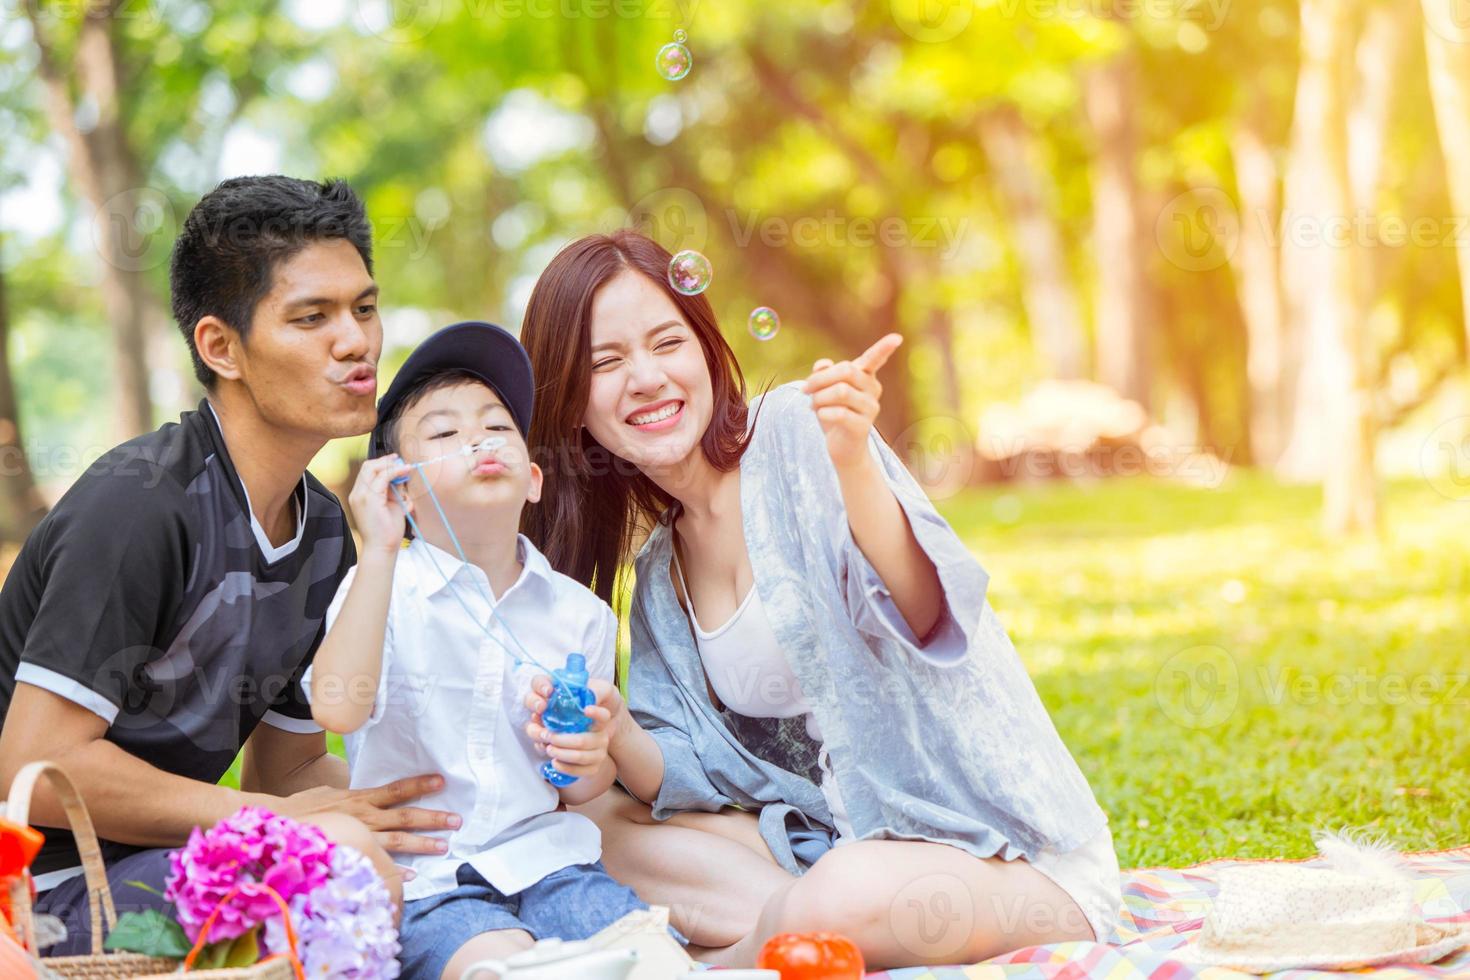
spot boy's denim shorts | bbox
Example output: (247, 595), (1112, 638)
(398, 860), (686, 979)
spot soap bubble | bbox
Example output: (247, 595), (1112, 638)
(656, 41), (691, 81)
(668, 249), (713, 295)
(748, 306), (780, 341)
(674, 28), (688, 43)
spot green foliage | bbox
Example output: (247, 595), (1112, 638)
(104, 908), (192, 959)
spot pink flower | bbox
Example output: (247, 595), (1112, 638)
(164, 807), (336, 942)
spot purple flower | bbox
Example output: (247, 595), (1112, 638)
(164, 807), (336, 942)
(263, 845), (401, 978)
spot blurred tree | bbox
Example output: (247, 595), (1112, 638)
(23, 0), (155, 437)
(0, 228), (47, 538)
(1278, 0), (1378, 533)
(1086, 37), (1155, 412)
(1421, 0), (1470, 355)
(979, 107), (1088, 380)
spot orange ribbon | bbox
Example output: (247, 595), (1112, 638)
(183, 883), (305, 979)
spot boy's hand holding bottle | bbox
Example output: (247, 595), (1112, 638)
(524, 678), (623, 782)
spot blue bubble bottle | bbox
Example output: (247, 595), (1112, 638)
(540, 653), (596, 787)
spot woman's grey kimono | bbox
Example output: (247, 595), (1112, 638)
(624, 382), (1107, 874)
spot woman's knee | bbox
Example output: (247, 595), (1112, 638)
(769, 849), (894, 938)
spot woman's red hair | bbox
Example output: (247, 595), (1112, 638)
(519, 230), (757, 604)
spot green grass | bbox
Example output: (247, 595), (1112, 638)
(948, 473), (1469, 869)
(226, 474), (1470, 870)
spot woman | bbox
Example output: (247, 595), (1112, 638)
(518, 230), (1120, 969)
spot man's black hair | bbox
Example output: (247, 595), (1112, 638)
(169, 175), (374, 388)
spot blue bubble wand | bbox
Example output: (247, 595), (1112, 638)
(388, 438), (595, 786)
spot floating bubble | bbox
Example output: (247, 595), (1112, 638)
(668, 249), (713, 295)
(748, 306), (780, 341)
(656, 41), (691, 81)
(674, 28), (688, 43)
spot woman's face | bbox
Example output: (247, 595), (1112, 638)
(583, 269), (713, 473)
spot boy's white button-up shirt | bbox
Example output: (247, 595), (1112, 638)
(306, 534), (617, 902)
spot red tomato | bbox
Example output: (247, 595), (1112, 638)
(756, 931), (865, 980)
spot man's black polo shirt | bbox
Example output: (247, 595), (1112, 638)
(0, 400), (355, 879)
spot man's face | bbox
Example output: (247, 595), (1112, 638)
(233, 238), (382, 440)
(394, 379), (542, 533)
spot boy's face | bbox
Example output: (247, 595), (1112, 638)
(393, 380), (542, 521)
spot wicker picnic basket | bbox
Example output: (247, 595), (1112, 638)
(5, 760), (302, 979)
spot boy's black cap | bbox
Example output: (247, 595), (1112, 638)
(369, 321), (534, 458)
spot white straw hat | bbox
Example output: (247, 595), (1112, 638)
(1179, 832), (1470, 972)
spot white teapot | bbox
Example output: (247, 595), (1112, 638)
(461, 938), (640, 980)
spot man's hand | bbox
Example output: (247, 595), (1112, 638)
(523, 678), (621, 781)
(268, 774), (460, 857)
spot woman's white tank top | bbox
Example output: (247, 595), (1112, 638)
(671, 542), (854, 839)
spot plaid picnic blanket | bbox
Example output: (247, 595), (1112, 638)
(869, 847), (1470, 979)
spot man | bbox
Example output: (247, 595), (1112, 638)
(0, 176), (456, 955)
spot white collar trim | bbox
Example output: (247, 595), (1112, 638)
(205, 401), (308, 562)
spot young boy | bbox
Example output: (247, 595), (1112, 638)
(306, 321), (654, 980)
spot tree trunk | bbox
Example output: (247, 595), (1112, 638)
(1085, 49), (1154, 409)
(979, 108), (1089, 379)
(1228, 118), (1290, 469)
(24, 0), (156, 439)
(1422, 0), (1470, 354)
(1278, 0), (1377, 534)
(1349, 2), (1411, 312)
(0, 236), (50, 540)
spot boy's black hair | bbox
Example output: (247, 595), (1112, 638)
(169, 175), (374, 388)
